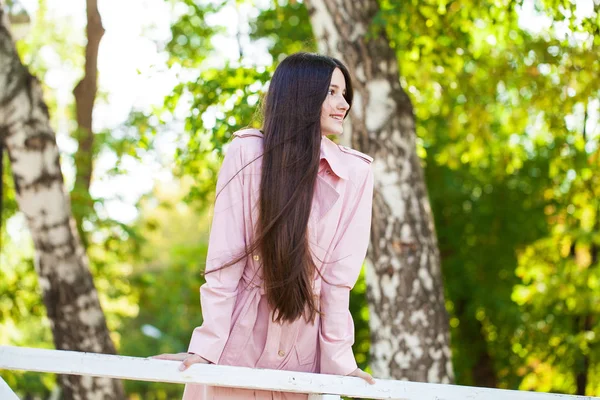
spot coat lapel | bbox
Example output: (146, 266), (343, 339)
(313, 136), (346, 220)
(312, 175), (340, 220)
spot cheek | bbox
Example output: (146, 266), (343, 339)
(322, 100), (333, 115)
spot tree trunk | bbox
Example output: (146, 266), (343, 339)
(304, 0), (454, 382)
(0, 4), (125, 399)
(71, 0), (104, 247)
(574, 315), (590, 396)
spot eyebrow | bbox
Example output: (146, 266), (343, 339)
(330, 84), (347, 94)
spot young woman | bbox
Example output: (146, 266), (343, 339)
(154, 52), (375, 399)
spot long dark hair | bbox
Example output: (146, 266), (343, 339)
(213, 52), (353, 324)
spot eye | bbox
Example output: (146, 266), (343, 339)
(328, 89), (335, 95)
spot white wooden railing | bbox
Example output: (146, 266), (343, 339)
(0, 346), (598, 400)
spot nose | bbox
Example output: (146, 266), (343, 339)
(337, 96), (349, 111)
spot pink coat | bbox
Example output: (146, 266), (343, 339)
(183, 128), (374, 399)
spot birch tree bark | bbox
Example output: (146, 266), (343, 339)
(0, 3), (125, 399)
(304, 0), (454, 382)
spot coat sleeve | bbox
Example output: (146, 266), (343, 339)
(187, 139), (247, 364)
(319, 165), (374, 376)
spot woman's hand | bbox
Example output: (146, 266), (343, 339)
(151, 352), (210, 371)
(348, 368), (376, 384)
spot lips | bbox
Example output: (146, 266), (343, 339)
(330, 114), (344, 121)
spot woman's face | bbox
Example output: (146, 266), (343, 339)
(320, 67), (350, 136)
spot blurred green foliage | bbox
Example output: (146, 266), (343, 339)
(118, 182), (210, 399)
(1, 0), (599, 397)
(379, 0), (599, 393)
(0, 225), (55, 397)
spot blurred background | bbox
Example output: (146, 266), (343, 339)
(0, 0), (598, 398)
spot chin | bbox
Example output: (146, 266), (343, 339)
(323, 127), (343, 136)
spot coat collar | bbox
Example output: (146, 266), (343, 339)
(320, 136), (348, 180)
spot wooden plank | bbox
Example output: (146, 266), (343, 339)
(0, 376), (20, 400)
(0, 346), (598, 400)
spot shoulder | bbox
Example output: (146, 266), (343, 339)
(232, 128), (263, 140)
(335, 144), (373, 190)
(226, 128), (264, 158)
(337, 144), (373, 165)
(336, 144), (373, 176)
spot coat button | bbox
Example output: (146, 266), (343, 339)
(278, 350), (285, 357)
(253, 255), (260, 261)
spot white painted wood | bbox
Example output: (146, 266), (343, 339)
(308, 395), (341, 400)
(1, 346), (598, 400)
(0, 376), (20, 400)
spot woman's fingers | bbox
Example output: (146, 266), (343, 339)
(348, 368), (376, 385)
(178, 354), (210, 371)
(150, 352), (210, 371)
(150, 352), (188, 361)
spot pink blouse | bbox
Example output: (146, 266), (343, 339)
(183, 128), (374, 399)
